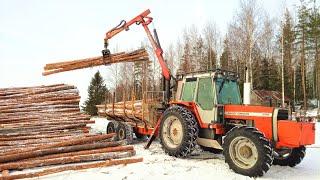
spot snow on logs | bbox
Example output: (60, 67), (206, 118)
(42, 48), (149, 76)
(0, 84), (142, 179)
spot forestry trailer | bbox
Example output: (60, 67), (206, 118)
(100, 9), (316, 177)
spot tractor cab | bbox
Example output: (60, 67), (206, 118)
(175, 69), (241, 124)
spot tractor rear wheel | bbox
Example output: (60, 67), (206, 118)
(160, 105), (199, 157)
(273, 146), (306, 167)
(223, 126), (273, 177)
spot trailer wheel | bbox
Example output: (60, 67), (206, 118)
(117, 123), (126, 140)
(116, 123), (133, 144)
(124, 123), (133, 144)
(106, 121), (116, 134)
(223, 126), (273, 177)
(160, 105), (199, 157)
(273, 146), (306, 167)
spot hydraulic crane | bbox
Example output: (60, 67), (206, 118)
(102, 9), (171, 103)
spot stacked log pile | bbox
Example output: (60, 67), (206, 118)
(0, 84), (142, 179)
(0, 133), (142, 179)
(0, 84), (90, 141)
(43, 48), (149, 76)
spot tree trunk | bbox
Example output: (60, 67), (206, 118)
(301, 28), (307, 112)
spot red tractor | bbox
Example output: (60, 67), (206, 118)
(101, 9), (316, 177)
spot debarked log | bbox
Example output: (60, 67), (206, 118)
(0, 150), (136, 171)
(0, 158), (143, 180)
(1, 133), (115, 156)
(0, 141), (126, 163)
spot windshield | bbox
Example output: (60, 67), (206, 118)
(216, 78), (241, 104)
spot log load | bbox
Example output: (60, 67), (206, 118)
(96, 100), (144, 120)
(96, 99), (161, 128)
(0, 84), (142, 179)
(43, 48), (149, 76)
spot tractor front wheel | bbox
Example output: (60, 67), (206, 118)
(273, 146), (306, 167)
(160, 105), (199, 157)
(223, 126), (273, 177)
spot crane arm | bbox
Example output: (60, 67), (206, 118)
(102, 9), (171, 81)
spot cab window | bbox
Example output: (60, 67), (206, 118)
(216, 78), (241, 104)
(196, 77), (215, 110)
(181, 78), (197, 101)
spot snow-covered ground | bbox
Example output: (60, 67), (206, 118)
(36, 119), (320, 180)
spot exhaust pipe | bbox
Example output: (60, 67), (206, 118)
(243, 67), (251, 105)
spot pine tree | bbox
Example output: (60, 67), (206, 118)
(282, 9), (295, 100)
(220, 38), (231, 70)
(295, 1), (310, 110)
(179, 39), (192, 74)
(260, 56), (270, 90)
(82, 71), (108, 116)
(308, 0), (320, 105)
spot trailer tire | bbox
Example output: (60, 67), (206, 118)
(273, 146), (306, 167)
(106, 121), (116, 134)
(124, 123), (133, 144)
(223, 126), (273, 177)
(117, 123), (126, 140)
(160, 105), (199, 157)
(116, 123), (133, 144)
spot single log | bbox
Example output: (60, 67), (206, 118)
(0, 150), (136, 171)
(0, 129), (85, 139)
(0, 124), (87, 135)
(0, 141), (125, 163)
(25, 145), (133, 162)
(2, 133), (115, 156)
(0, 133), (99, 147)
(1, 170), (9, 177)
(0, 120), (94, 130)
(0, 132), (86, 141)
(1, 158), (143, 180)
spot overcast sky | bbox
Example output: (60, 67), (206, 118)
(0, 0), (301, 103)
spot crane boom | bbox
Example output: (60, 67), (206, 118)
(102, 9), (171, 81)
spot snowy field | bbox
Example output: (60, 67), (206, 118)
(35, 118), (319, 180)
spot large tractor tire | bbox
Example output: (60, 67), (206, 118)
(273, 146), (306, 167)
(223, 126), (273, 177)
(160, 105), (199, 157)
(116, 122), (133, 144)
